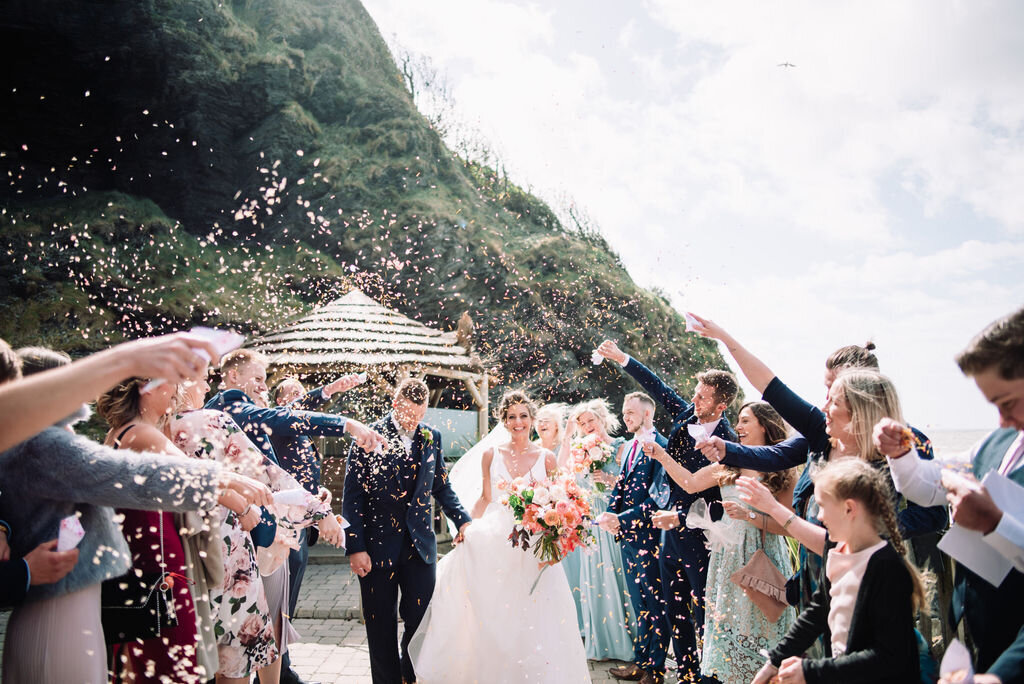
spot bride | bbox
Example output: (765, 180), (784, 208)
(409, 389), (592, 683)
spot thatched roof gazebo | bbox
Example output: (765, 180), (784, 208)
(248, 289), (490, 437)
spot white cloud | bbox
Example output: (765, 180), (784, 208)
(362, 0), (1024, 428)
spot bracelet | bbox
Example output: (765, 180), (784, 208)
(240, 504), (253, 518)
(782, 512), (797, 531)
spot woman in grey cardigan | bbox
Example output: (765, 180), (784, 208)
(0, 424), (271, 684)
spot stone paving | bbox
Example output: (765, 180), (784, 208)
(0, 558), (678, 683)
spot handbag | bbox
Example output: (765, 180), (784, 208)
(101, 514), (178, 644)
(730, 527), (789, 622)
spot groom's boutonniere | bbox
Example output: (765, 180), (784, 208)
(419, 426), (434, 445)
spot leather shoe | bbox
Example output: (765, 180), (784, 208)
(609, 663), (644, 681)
(638, 672), (665, 684)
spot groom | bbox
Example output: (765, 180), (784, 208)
(343, 378), (472, 684)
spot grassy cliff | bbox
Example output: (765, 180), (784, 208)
(0, 0), (731, 415)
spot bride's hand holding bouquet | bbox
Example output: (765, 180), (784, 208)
(497, 474), (594, 585)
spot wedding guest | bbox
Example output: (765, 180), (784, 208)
(597, 339), (739, 684)
(875, 304), (1024, 684)
(559, 399), (635, 662)
(0, 408), (267, 683)
(173, 373), (345, 684)
(17, 346), (71, 376)
(0, 348), (78, 609)
(96, 378), (221, 683)
(599, 392), (670, 684)
(268, 372), (360, 684)
(752, 458), (925, 684)
(534, 402), (567, 452)
(646, 402), (797, 682)
(690, 318), (946, 607)
(0, 332), (218, 452)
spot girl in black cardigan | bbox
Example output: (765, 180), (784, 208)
(751, 458), (925, 684)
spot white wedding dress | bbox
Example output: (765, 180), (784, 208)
(409, 446), (592, 683)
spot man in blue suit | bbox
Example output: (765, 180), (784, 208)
(599, 391), (671, 684)
(270, 373), (363, 684)
(343, 378), (472, 684)
(598, 340), (738, 684)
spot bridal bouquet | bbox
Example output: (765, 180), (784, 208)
(568, 434), (615, 491)
(498, 474), (594, 583)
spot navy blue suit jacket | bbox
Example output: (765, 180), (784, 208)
(721, 377), (947, 539)
(621, 357), (737, 559)
(343, 415), (471, 565)
(607, 430), (668, 551)
(269, 386), (332, 494)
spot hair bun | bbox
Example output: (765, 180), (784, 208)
(864, 341), (876, 351)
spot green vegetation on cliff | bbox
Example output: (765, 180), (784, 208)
(0, 0), (732, 414)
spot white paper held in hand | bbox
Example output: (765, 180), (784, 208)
(57, 514), (85, 551)
(356, 372), (368, 383)
(684, 312), (705, 334)
(590, 350), (603, 366)
(272, 489), (310, 506)
(142, 327), (246, 393)
(939, 639), (974, 683)
(687, 422), (710, 444)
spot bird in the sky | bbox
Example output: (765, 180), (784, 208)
(778, 62), (796, 67)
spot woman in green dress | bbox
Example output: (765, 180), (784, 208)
(558, 398), (635, 662)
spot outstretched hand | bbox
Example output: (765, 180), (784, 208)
(596, 340), (628, 366)
(687, 313), (728, 341)
(125, 333), (220, 384)
(325, 374), (362, 397)
(642, 440), (669, 464)
(318, 513), (345, 548)
(735, 476), (777, 514)
(345, 419), (386, 453)
(697, 436), (727, 463)
(873, 417), (912, 459)
(942, 471), (1003, 535)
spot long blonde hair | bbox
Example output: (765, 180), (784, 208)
(534, 402), (567, 443)
(813, 458), (927, 613)
(831, 369), (903, 462)
(571, 398), (620, 437)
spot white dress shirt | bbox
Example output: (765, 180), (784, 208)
(887, 430), (1024, 571)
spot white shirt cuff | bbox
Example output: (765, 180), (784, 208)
(886, 448), (947, 508)
(983, 513), (1024, 572)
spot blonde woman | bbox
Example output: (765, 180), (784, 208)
(560, 398), (635, 663)
(533, 402), (566, 452)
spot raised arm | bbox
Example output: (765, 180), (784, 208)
(688, 314), (776, 394)
(0, 333), (218, 452)
(597, 340), (692, 419)
(711, 434), (810, 472)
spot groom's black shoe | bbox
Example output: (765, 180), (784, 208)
(638, 671), (665, 684)
(280, 670), (319, 684)
(609, 663), (644, 681)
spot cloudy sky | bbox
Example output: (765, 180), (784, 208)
(362, 0), (1024, 432)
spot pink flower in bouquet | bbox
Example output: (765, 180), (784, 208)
(555, 500), (572, 515)
(543, 509), (562, 526)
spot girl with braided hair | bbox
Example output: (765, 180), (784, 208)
(751, 458), (925, 684)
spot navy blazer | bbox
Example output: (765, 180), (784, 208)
(722, 377), (948, 540)
(343, 415), (471, 564)
(621, 357), (737, 557)
(607, 430), (668, 550)
(268, 386), (332, 494)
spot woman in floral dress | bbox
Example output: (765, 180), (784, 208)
(172, 375), (345, 683)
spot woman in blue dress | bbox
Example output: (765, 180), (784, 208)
(558, 398), (635, 662)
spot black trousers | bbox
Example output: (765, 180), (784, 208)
(659, 534), (717, 683)
(359, 533), (435, 684)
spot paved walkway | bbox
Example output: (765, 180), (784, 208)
(0, 559), (677, 683)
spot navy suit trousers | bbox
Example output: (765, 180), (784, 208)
(359, 533), (435, 683)
(659, 529), (711, 681)
(621, 540), (669, 674)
